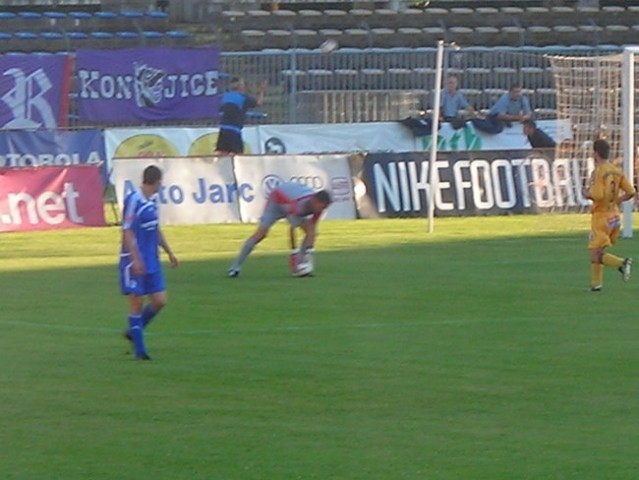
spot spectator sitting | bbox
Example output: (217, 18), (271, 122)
(471, 84), (532, 134)
(440, 75), (475, 129)
(523, 119), (556, 149)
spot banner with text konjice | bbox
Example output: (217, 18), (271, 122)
(75, 47), (220, 123)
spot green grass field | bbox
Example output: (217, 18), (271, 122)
(2, 215), (639, 480)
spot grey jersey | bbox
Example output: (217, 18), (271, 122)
(260, 182), (318, 228)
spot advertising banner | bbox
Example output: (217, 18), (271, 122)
(415, 119), (572, 152)
(256, 122), (416, 155)
(232, 154), (356, 222)
(105, 126), (261, 158)
(0, 53), (71, 129)
(0, 129), (107, 182)
(351, 150), (593, 218)
(112, 156), (241, 225)
(0, 166), (105, 232)
(75, 48), (220, 123)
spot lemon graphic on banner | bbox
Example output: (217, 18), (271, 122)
(114, 134), (179, 159)
(189, 133), (252, 156)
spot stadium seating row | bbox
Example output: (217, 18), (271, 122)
(237, 24), (639, 50)
(0, 9), (169, 32)
(215, 3), (639, 51)
(0, 30), (190, 52)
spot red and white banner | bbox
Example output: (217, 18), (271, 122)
(0, 166), (105, 232)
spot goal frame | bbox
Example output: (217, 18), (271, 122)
(621, 46), (637, 238)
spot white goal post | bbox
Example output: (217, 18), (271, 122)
(549, 46), (639, 238)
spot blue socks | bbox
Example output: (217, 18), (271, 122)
(128, 314), (146, 358)
(141, 304), (158, 328)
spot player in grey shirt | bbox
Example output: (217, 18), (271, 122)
(228, 182), (332, 277)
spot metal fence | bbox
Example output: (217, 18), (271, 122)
(217, 45), (621, 126)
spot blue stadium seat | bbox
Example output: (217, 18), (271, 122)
(115, 31), (140, 48)
(17, 11), (44, 30)
(14, 32), (38, 40)
(0, 31), (11, 51)
(121, 11), (144, 30)
(43, 11), (67, 28)
(90, 31), (115, 47)
(145, 10), (169, 30)
(12, 31), (39, 52)
(94, 11), (119, 30)
(69, 11), (92, 28)
(40, 32), (66, 52)
(141, 31), (164, 46)
(165, 30), (190, 46)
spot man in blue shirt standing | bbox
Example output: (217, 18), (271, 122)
(120, 165), (178, 360)
(215, 77), (266, 155)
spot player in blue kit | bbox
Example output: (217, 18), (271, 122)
(215, 77), (266, 155)
(120, 165), (178, 360)
(228, 182), (332, 277)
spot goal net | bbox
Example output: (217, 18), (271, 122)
(548, 47), (639, 237)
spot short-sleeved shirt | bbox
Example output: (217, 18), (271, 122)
(440, 90), (469, 118)
(489, 92), (531, 116)
(260, 182), (321, 229)
(588, 162), (635, 215)
(219, 91), (258, 133)
(120, 189), (161, 274)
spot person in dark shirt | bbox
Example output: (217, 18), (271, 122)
(215, 77), (266, 155)
(523, 119), (556, 149)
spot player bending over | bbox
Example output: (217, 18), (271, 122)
(583, 139), (636, 292)
(228, 182), (332, 278)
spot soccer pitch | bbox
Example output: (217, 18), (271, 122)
(2, 215), (638, 480)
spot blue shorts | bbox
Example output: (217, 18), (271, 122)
(119, 264), (166, 296)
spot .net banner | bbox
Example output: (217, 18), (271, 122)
(0, 54), (71, 129)
(0, 166), (106, 232)
(351, 150), (594, 218)
(75, 47), (220, 123)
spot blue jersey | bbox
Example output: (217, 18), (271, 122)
(120, 189), (161, 274)
(219, 91), (258, 132)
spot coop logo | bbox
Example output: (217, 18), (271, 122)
(1, 67), (56, 128)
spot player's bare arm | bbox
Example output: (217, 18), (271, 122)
(158, 229), (179, 268)
(123, 229), (145, 275)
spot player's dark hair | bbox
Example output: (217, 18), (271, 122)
(522, 119), (536, 128)
(142, 165), (163, 185)
(593, 138), (610, 159)
(314, 189), (332, 206)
